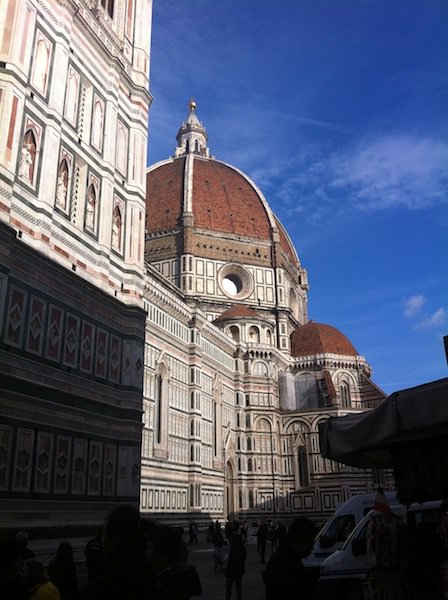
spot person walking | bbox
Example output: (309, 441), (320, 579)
(264, 518), (317, 600)
(212, 528), (225, 572)
(224, 533), (246, 600)
(48, 542), (78, 600)
(257, 522), (268, 563)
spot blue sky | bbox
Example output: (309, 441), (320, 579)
(147, 0), (448, 394)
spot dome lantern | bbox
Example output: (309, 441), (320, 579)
(173, 99), (211, 158)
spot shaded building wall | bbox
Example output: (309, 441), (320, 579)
(0, 222), (145, 555)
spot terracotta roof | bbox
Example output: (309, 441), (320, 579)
(291, 321), (358, 357)
(213, 304), (261, 323)
(192, 159), (271, 237)
(146, 159), (185, 233)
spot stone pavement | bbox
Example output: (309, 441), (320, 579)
(188, 540), (271, 600)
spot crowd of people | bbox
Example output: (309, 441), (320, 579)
(0, 507), (201, 600)
(0, 508), (320, 600)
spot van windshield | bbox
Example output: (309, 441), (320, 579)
(320, 514), (356, 548)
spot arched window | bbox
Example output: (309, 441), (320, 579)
(229, 326), (240, 342)
(247, 437), (252, 451)
(190, 391), (195, 409)
(266, 330), (272, 345)
(289, 287), (298, 318)
(92, 97), (104, 150)
(248, 458), (253, 472)
(249, 326), (260, 343)
(194, 140), (199, 152)
(190, 444), (194, 462)
(155, 375), (163, 444)
(245, 414), (251, 428)
(340, 382), (351, 407)
(238, 457), (241, 471)
(190, 420), (194, 436)
(239, 489), (243, 509)
(236, 413), (240, 428)
(237, 436), (241, 450)
(297, 446), (309, 488)
(254, 361), (268, 376)
(249, 490), (254, 508)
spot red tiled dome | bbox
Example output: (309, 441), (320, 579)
(146, 158), (185, 232)
(213, 304), (261, 324)
(146, 155), (299, 268)
(290, 322), (358, 357)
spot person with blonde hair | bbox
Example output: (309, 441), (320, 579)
(22, 559), (60, 600)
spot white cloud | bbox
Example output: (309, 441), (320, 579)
(404, 294), (425, 318)
(330, 135), (448, 210)
(257, 133), (448, 224)
(415, 307), (447, 330)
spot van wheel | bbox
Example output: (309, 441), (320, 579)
(340, 582), (363, 600)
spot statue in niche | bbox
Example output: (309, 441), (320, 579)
(18, 144), (33, 180)
(112, 205), (122, 250)
(18, 130), (37, 182)
(85, 184), (96, 230)
(56, 160), (69, 209)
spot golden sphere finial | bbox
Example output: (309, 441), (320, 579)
(189, 98), (196, 111)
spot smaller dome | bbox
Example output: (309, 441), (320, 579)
(213, 304), (261, 324)
(291, 321), (358, 357)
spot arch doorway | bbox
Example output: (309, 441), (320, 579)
(225, 461), (235, 518)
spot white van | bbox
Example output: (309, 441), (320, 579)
(318, 500), (441, 600)
(303, 491), (398, 574)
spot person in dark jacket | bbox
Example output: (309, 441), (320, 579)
(81, 505), (155, 600)
(149, 524), (201, 599)
(224, 534), (246, 600)
(48, 542), (78, 600)
(0, 539), (28, 600)
(84, 529), (103, 582)
(264, 518), (317, 600)
(257, 522), (268, 563)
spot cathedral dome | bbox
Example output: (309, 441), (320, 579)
(145, 101), (299, 272)
(290, 321), (358, 357)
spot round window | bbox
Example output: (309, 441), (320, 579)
(218, 264), (253, 299)
(222, 274), (243, 296)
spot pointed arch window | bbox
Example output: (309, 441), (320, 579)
(297, 446), (309, 488)
(155, 374), (163, 444)
(340, 382), (351, 407)
(248, 458), (253, 472)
